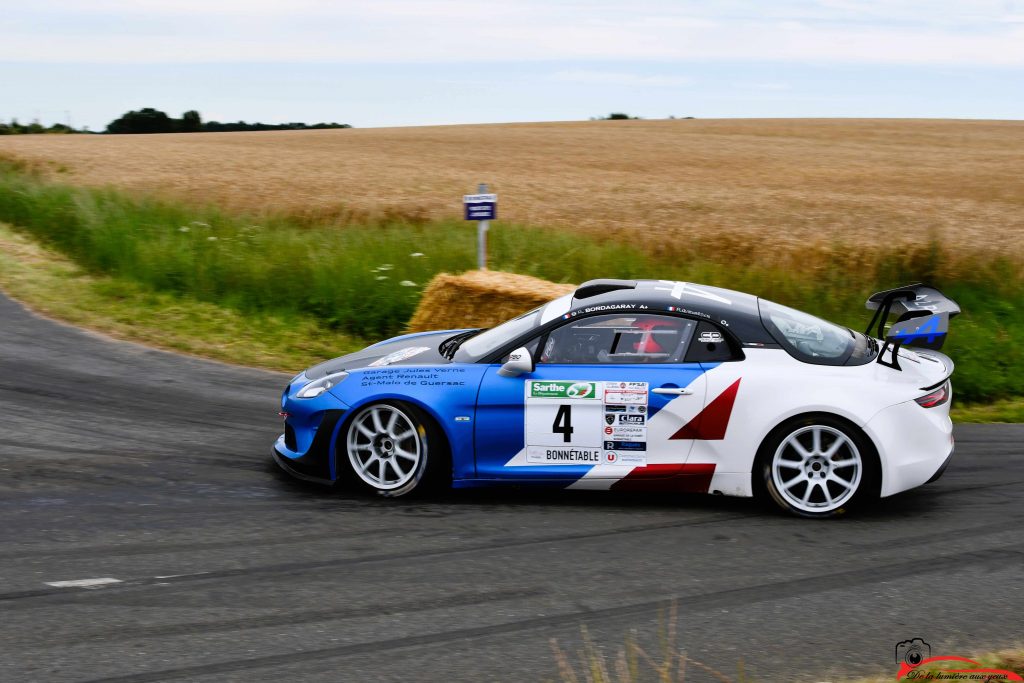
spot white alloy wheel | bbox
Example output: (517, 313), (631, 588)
(346, 404), (424, 493)
(770, 425), (863, 515)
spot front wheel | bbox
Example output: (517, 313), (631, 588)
(759, 416), (877, 518)
(343, 402), (444, 497)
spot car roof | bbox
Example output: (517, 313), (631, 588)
(565, 279), (777, 345)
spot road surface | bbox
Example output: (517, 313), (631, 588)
(0, 292), (1021, 682)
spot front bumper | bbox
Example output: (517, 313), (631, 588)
(273, 408), (347, 484)
(273, 444), (334, 485)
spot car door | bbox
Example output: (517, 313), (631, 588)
(473, 312), (710, 483)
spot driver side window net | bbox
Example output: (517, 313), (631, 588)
(538, 314), (696, 365)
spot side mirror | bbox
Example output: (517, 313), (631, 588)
(498, 346), (534, 377)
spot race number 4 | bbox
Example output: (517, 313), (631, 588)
(552, 404), (573, 442)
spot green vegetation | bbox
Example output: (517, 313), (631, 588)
(0, 119), (83, 135)
(593, 112), (642, 120)
(0, 156), (1020, 409)
(105, 107), (351, 134)
(0, 223), (358, 370)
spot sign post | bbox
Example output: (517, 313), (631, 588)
(463, 184), (497, 270)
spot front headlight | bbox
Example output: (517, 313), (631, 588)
(296, 371), (349, 399)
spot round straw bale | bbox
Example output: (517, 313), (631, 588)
(407, 270), (575, 333)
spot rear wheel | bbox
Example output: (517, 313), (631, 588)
(343, 402), (444, 497)
(758, 416), (877, 518)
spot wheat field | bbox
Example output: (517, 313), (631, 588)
(2, 119), (1023, 268)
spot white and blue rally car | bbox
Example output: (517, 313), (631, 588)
(274, 280), (958, 517)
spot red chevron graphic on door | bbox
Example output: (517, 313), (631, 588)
(670, 378), (741, 440)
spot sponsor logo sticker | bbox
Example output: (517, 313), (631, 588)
(529, 380), (599, 399)
(526, 447), (601, 464)
(698, 330), (724, 344)
(607, 426), (645, 439)
(604, 451), (646, 466)
(604, 440), (647, 451)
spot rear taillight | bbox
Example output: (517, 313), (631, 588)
(915, 381), (950, 408)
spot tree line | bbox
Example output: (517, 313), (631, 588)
(0, 109), (352, 135)
(0, 120), (80, 135)
(106, 108), (351, 134)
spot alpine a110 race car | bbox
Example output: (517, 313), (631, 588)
(274, 280), (959, 517)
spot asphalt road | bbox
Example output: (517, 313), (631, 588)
(0, 291), (1022, 683)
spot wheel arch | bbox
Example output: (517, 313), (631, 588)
(333, 396), (454, 486)
(751, 410), (882, 501)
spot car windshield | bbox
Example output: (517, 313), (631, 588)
(453, 306), (544, 362)
(759, 299), (872, 366)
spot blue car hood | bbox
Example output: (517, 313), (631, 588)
(304, 329), (466, 379)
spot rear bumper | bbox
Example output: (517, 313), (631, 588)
(864, 399), (954, 497)
(925, 447), (955, 484)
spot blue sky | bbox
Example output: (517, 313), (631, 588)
(2, 0), (1022, 129)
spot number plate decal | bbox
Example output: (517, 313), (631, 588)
(525, 381), (648, 466)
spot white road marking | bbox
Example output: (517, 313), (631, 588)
(153, 572), (208, 579)
(45, 577), (122, 589)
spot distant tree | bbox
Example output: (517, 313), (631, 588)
(104, 108), (352, 134)
(179, 110), (202, 133)
(106, 108), (175, 134)
(200, 118), (351, 132)
(600, 112), (640, 120)
(0, 117), (85, 135)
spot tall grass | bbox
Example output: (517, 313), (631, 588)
(549, 603), (745, 683)
(0, 158), (1020, 402)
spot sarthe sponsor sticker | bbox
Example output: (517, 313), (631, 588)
(528, 381), (599, 399)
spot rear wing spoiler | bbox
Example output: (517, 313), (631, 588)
(865, 284), (960, 370)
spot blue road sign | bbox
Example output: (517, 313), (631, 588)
(463, 193), (497, 221)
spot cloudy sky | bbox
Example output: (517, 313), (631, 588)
(3, 0), (1022, 129)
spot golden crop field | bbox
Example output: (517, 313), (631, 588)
(2, 118), (1023, 260)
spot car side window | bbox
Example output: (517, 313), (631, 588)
(537, 314), (697, 365)
(684, 321), (741, 362)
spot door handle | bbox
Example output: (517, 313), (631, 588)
(652, 387), (694, 396)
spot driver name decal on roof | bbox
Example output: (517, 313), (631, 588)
(524, 380), (648, 467)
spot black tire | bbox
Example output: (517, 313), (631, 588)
(340, 401), (448, 497)
(753, 414), (879, 519)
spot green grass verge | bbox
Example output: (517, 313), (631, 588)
(0, 221), (1015, 421)
(0, 223), (363, 371)
(0, 157), (1021, 407)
